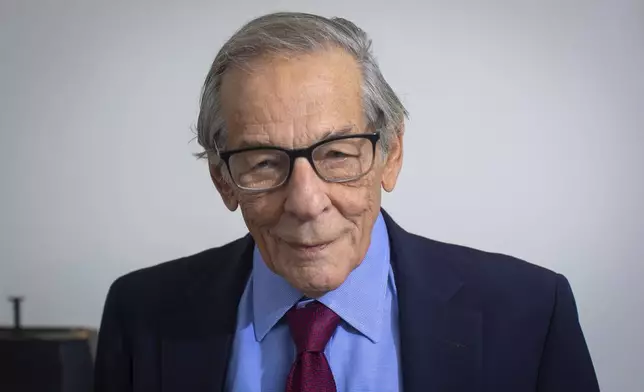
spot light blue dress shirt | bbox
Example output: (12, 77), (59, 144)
(226, 212), (401, 392)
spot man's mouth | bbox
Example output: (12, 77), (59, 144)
(281, 239), (334, 255)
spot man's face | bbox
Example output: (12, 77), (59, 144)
(212, 47), (403, 297)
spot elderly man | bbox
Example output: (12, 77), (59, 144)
(94, 12), (599, 392)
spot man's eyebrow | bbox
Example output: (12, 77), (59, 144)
(233, 125), (357, 150)
(318, 125), (356, 141)
(234, 139), (272, 149)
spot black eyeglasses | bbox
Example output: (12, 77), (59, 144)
(216, 132), (381, 191)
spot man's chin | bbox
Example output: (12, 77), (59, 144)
(292, 261), (355, 296)
(295, 277), (345, 298)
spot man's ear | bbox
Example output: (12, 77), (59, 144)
(209, 161), (239, 211)
(381, 122), (404, 193)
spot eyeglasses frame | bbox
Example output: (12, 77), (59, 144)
(214, 131), (381, 191)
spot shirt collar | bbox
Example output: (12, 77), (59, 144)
(252, 212), (391, 343)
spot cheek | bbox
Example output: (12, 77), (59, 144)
(238, 192), (283, 233)
(329, 173), (381, 218)
(327, 174), (383, 259)
(238, 193), (285, 270)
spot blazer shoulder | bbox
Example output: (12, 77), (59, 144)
(106, 235), (251, 315)
(412, 232), (557, 278)
(442, 238), (556, 283)
(382, 210), (559, 296)
(411, 233), (561, 310)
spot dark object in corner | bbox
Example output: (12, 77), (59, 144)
(0, 296), (97, 392)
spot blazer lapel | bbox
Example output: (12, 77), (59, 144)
(382, 210), (483, 392)
(158, 235), (254, 392)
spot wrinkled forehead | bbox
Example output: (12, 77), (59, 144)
(219, 47), (366, 149)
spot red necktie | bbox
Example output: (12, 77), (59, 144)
(285, 301), (340, 392)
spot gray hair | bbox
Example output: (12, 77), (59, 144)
(195, 12), (408, 162)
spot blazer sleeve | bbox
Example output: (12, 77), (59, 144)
(94, 278), (132, 392)
(536, 274), (600, 391)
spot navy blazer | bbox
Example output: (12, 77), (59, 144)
(94, 210), (599, 391)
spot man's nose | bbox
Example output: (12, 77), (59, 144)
(283, 158), (329, 220)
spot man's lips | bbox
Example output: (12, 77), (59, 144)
(284, 241), (331, 248)
(280, 238), (334, 251)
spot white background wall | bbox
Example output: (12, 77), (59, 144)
(1, 0), (642, 390)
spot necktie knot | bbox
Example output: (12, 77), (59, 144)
(286, 301), (340, 354)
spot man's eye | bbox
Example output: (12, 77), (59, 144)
(325, 150), (354, 159)
(252, 159), (279, 170)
